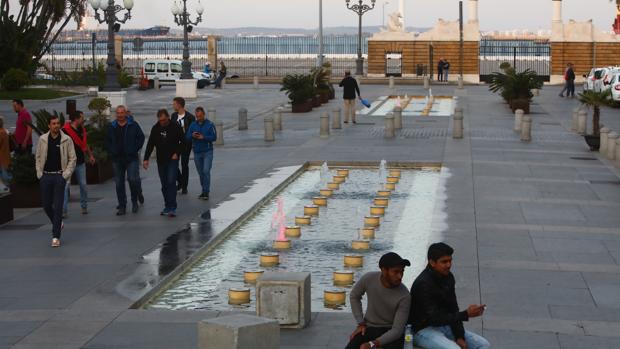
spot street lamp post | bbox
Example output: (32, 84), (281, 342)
(318, 0), (324, 67)
(382, 1), (389, 28)
(89, 0), (134, 92)
(171, 0), (204, 79)
(346, 0), (376, 76)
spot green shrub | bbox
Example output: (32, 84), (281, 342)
(119, 68), (134, 88)
(9, 153), (37, 185)
(88, 97), (111, 129)
(1, 68), (30, 91)
(281, 74), (315, 105)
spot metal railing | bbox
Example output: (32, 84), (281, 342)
(479, 39), (551, 82)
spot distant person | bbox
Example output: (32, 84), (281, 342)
(214, 60), (227, 89)
(35, 115), (76, 248)
(339, 70), (362, 124)
(106, 105), (145, 216)
(186, 106), (217, 200)
(12, 99), (33, 155)
(437, 58), (445, 82)
(143, 109), (184, 218)
(346, 252), (412, 349)
(409, 243), (490, 349)
(171, 97), (195, 195)
(443, 59), (451, 82)
(62, 111), (96, 217)
(566, 63), (576, 98)
(0, 117), (12, 191)
(559, 63), (571, 98)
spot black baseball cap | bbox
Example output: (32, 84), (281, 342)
(379, 252), (411, 268)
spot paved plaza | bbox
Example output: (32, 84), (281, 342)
(1, 83), (620, 349)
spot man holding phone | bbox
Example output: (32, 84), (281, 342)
(409, 243), (490, 349)
(186, 107), (216, 200)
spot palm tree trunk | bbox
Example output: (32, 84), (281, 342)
(593, 106), (600, 136)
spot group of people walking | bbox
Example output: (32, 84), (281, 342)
(346, 243), (490, 349)
(6, 97), (216, 247)
(559, 63), (576, 98)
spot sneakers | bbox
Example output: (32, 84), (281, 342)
(81, 207), (88, 215)
(160, 208), (169, 216)
(116, 207), (126, 216)
(138, 193), (145, 205)
(181, 189), (188, 195)
(167, 210), (177, 218)
(62, 210), (68, 219)
(198, 193), (210, 200)
(132, 204), (139, 213)
(51, 238), (60, 248)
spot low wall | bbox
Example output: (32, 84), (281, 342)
(551, 42), (620, 83)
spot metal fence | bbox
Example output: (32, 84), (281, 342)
(39, 35), (369, 78)
(479, 39), (551, 82)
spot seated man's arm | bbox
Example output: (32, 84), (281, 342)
(418, 282), (469, 327)
(349, 275), (367, 324)
(375, 295), (411, 346)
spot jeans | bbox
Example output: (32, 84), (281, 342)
(177, 148), (191, 191)
(63, 163), (87, 211)
(413, 326), (490, 349)
(157, 159), (179, 211)
(215, 73), (226, 88)
(567, 80), (575, 97)
(444, 69), (450, 82)
(343, 99), (356, 122)
(40, 174), (66, 239)
(438, 71), (443, 81)
(345, 327), (404, 349)
(113, 159), (141, 208)
(194, 150), (213, 194)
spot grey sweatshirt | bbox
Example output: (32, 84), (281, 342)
(350, 271), (411, 345)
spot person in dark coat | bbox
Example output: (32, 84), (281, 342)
(170, 97), (195, 194)
(437, 58), (445, 82)
(339, 70), (362, 124)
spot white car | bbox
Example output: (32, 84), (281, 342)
(143, 59), (210, 89)
(584, 68), (604, 92)
(601, 67), (620, 92)
(609, 73), (620, 103)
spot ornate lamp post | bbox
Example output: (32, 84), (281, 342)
(171, 0), (204, 79)
(346, 0), (376, 76)
(88, 0), (134, 92)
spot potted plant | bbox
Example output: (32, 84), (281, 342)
(9, 153), (40, 208)
(85, 97), (113, 183)
(312, 64), (331, 104)
(578, 89), (613, 151)
(281, 74), (314, 113)
(489, 64), (543, 114)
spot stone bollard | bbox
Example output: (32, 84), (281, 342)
(514, 109), (524, 132)
(215, 121), (224, 145)
(577, 110), (587, 135)
(208, 108), (217, 122)
(385, 113), (395, 139)
(393, 106), (403, 130)
(571, 107), (580, 132)
(274, 108), (283, 131)
(320, 112), (330, 138)
(532, 88), (540, 97)
(389, 76), (395, 90)
(600, 127), (610, 154)
(253, 76), (259, 89)
(521, 115), (532, 142)
(198, 315), (280, 349)
(453, 107), (464, 139)
(238, 108), (248, 130)
(264, 117), (275, 142)
(424, 75), (430, 89)
(607, 132), (618, 160)
(616, 139), (620, 165)
(331, 108), (342, 130)
(457, 75), (464, 89)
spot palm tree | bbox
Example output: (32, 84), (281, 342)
(578, 89), (613, 137)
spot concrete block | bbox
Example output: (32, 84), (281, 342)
(600, 127), (610, 154)
(607, 132), (618, 160)
(577, 110), (587, 135)
(514, 109), (524, 132)
(331, 108), (342, 130)
(264, 117), (274, 142)
(175, 79), (197, 99)
(384, 113), (395, 139)
(215, 121), (224, 146)
(521, 115), (532, 142)
(453, 107), (464, 139)
(320, 113), (330, 138)
(393, 106), (403, 130)
(238, 108), (248, 130)
(256, 272), (311, 329)
(198, 314), (279, 349)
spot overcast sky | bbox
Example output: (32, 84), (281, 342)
(9, 0), (620, 31)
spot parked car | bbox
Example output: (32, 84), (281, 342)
(601, 67), (620, 92)
(143, 59), (210, 89)
(609, 73), (620, 104)
(583, 68), (605, 92)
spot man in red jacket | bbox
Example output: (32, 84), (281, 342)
(62, 111), (96, 216)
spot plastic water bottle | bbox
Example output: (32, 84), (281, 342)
(403, 324), (413, 349)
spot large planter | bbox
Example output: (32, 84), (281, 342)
(0, 193), (14, 224)
(312, 95), (321, 108)
(319, 92), (330, 104)
(86, 159), (114, 184)
(510, 99), (530, 114)
(10, 182), (41, 208)
(292, 99), (313, 113)
(584, 135), (601, 151)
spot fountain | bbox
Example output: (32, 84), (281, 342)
(259, 252), (280, 267)
(324, 288), (347, 306)
(333, 271), (355, 286)
(370, 206), (385, 216)
(344, 254), (364, 267)
(228, 287), (251, 305)
(364, 216), (381, 228)
(295, 216), (312, 225)
(244, 270), (264, 284)
(285, 226), (301, 238)
(360, 227), (376, 239)
(312, 196), (328, 206)
(271, 197), (291, 249)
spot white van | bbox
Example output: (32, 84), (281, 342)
(143, 59), (211, 89)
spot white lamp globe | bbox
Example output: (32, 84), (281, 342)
(171, 2), (180, 15)
(98, 0), (109, 10)
(123, 0), (134, 10)
(196, 1), (204, 15)
(89, 0), (100, 10)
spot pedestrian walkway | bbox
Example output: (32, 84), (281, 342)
(1, 84), (620, 349)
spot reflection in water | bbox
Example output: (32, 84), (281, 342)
(147, 169), (445, 312)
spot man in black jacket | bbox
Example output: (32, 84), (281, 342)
(143, 109), (185, 218)
(170, 97), (195, 194)
(409, 243), (490, 349)
(339, 70), (362, 124)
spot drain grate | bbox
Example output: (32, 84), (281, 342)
(370, 127), (449, 139)
(570, 157), (597, 161)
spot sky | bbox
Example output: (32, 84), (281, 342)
(8, 0), (620, 31)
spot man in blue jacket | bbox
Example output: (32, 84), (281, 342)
(106, 105), (145, 216)
(186, 106), (217, 200)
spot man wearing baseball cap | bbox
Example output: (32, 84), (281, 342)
(346, 252), (412, 349)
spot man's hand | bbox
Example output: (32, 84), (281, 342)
(142, 160), (149, 170)
(359, 343), (371, 349)
(456, 338), (467, 349)
(466, 304), (486, 318)
(171, 153), (178, 160)
(349, 324), (366, 340)
(89, 155), (96, 165)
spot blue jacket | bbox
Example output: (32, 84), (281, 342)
(186, 119), (217, 153)
(106, 119), (145, 161)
